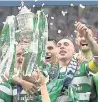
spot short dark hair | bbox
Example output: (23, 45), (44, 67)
(57, 36), (77, 51)
(48, 37), (57, 44)
(57, 36), (75, 44)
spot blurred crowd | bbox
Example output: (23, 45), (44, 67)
(0, 6), (98, 42)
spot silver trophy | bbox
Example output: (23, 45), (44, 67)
(16, 1), (34, 34)
(15, 1), (48, 77)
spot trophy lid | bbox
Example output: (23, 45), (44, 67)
(16, 1), (34, 34)
(18, 1), (32, 14)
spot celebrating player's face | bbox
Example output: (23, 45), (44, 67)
(76, 31), (90, 52)
(56, 39), (75, 60)
(15, 44), (25, 69)
(45, 41), (57, 64)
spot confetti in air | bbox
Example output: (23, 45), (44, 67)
(71, 3), (74, 7)
(75, 21), (77, 24)
(58, 30), (61, 33)
(79, 4), (85, 9)
(50, 23), (53, 25)
(42, 3), (45, 7)
(71, 35), (73, 37)
(33, 5), (35, 7)
(18, 7), (21, 10)
(2, 22), (6, 25)
(74, 30), (77, 33)
(45, 14), (48, 17)
(51, 16), (54, 19)
(61, 11), (67, 16)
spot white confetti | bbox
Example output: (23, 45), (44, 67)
(75, 21), (77, 24)
(61, 11), (67, 16)
(71, 35), (73, 37)
(45, 14), (48, 17)
(79, 4), (85, 9)
(33, 5), (35, 7)
(2, 22), (6, 25)
(74, 30), (77, 33)
(50, 23), (53, 25)
(51, 16), (54, 19)
(58, 30), (61, 33)
(18, 7), (21, 10)
(71, 3), (74, 7)
(42, 3), (45, 7)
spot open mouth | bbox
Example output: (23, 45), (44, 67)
(45, 56), (52, 62)
(45, 56), (51, 59)
(81, 44), (88, 46)
(59, 50), (66, 55)
(18, 60), (23, 64)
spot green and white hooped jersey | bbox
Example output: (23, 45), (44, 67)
(0, 82), (13, 102)
(12, 85), (39, 102)
(56, 63), (97, 102)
